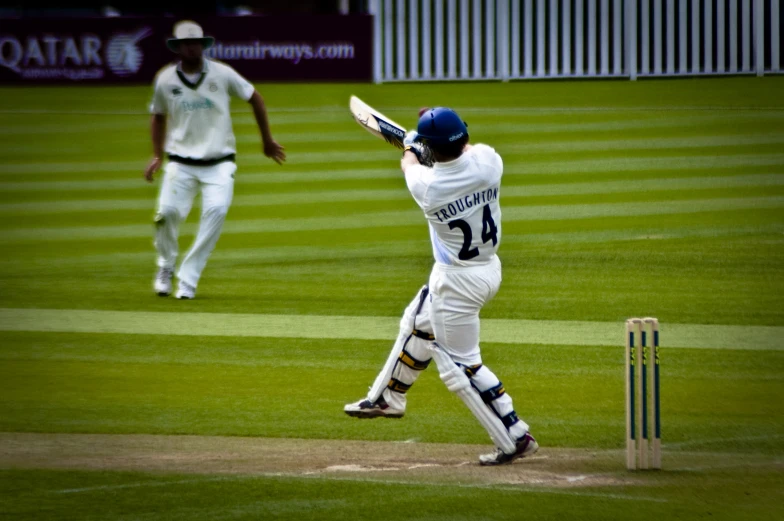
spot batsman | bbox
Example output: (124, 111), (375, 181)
(345, 107), (538, 465)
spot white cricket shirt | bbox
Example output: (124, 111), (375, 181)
(149, 59), (255, 160)
(405, 144), (503, 267)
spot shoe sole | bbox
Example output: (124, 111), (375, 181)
(479, 439), (539, 466)
(344, 410), (404, 419)
(157, 291), (170, 297)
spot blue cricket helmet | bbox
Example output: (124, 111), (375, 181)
(416, 107), (468, 147)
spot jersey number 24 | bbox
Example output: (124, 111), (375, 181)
(448, 204), (498, 260)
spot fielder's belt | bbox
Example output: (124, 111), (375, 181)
(168, 154), (236, 166)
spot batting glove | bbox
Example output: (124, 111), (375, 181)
(403, 130), (419, 147)
(404, 142), (436, 167)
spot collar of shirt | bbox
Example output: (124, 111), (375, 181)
(433, 150), (470, 173)
(176, 59), (210, 90)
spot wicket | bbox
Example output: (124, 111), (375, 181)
(625, 317), (661, 470)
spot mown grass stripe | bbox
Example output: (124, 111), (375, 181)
(0, 169), (401, 191)
(1, 196), (780, 242)
(3, 152), (782, 184)
(1, 107), (781, 134)
(500, 133), (784, 154)
(473, 111), (784, 134)
(0, 120), (146, 135)
(0, 150), (400, 174)
(0, 308), (779, 350)
(502, 195), (784, 221)
(2, 174), (781, 215)
(1, 105), (781, 116)
(0, 111), (356, 135)
(0, 189), (409, 214)
(507, 154), (784, 175)
(0, 131), (368, 156)
(2, 105), (782, 115)
(2, 220), (780, 270)
(244, 110), (784, 129)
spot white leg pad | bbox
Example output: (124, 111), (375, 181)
(432, 346), (516, 454)
(367, 329), (409, 403)
(471, 365), (529, 440)
(367, 286), (432, 408)
(380, 336), (431, 410)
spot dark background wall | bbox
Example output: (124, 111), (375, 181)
(0, 0), (371, 17)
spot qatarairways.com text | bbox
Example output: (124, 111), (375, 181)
(206, 42), (355, 65)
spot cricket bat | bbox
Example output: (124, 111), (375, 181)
(349, 95), (407, 149)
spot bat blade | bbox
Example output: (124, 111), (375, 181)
(349, 95), (407, 149)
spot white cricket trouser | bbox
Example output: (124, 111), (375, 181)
(375, 254), (529, 441)
(428, 255), (502, 366)
(154, 160), (235, 288)
(429, 255), (529, 439)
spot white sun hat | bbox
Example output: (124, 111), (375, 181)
(166, 20), (215, 52)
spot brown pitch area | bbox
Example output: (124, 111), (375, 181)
(0, 432), (639, 489)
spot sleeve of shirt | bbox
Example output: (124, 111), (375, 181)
(226, 66), (255, 101)
(470, 144), (498, 163)
(471, 144), (504, 182)
(404, 164), (430, 209)
(149, 78), (167, 115)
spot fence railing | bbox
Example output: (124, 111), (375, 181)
(369, 0), (782, 82)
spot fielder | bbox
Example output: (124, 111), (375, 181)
(144, 20), (285, 299)
(344, 107), (537, 465)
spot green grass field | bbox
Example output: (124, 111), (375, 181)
(0, 76), (783, 520)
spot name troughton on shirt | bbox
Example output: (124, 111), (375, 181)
(432, 186), (499, 223)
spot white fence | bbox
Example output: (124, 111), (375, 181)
(368, 0), (783, 82)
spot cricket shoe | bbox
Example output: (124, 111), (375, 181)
(176, 281), (196, 300)
(344, 396), (404, 419)
(478, 431), (539, 466)
(154, 268), (173, 296)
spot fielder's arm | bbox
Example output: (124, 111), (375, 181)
(249, 91), (286, 164)
(144, 113), (166, 183)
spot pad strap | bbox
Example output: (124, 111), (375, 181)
(387, 378), (412, 394)
(479, 383), (506, 405)
(399, 349), (431, 370)
(463, 364), (483, 377)
(412, 329), (434, 341)
(501, 411), (520, 428)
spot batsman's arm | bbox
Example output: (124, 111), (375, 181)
(249, 91), (286, 165)
(144, 113), (166, 183)
(400, 148), (421, 172)
(400, 130), (422, 172)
